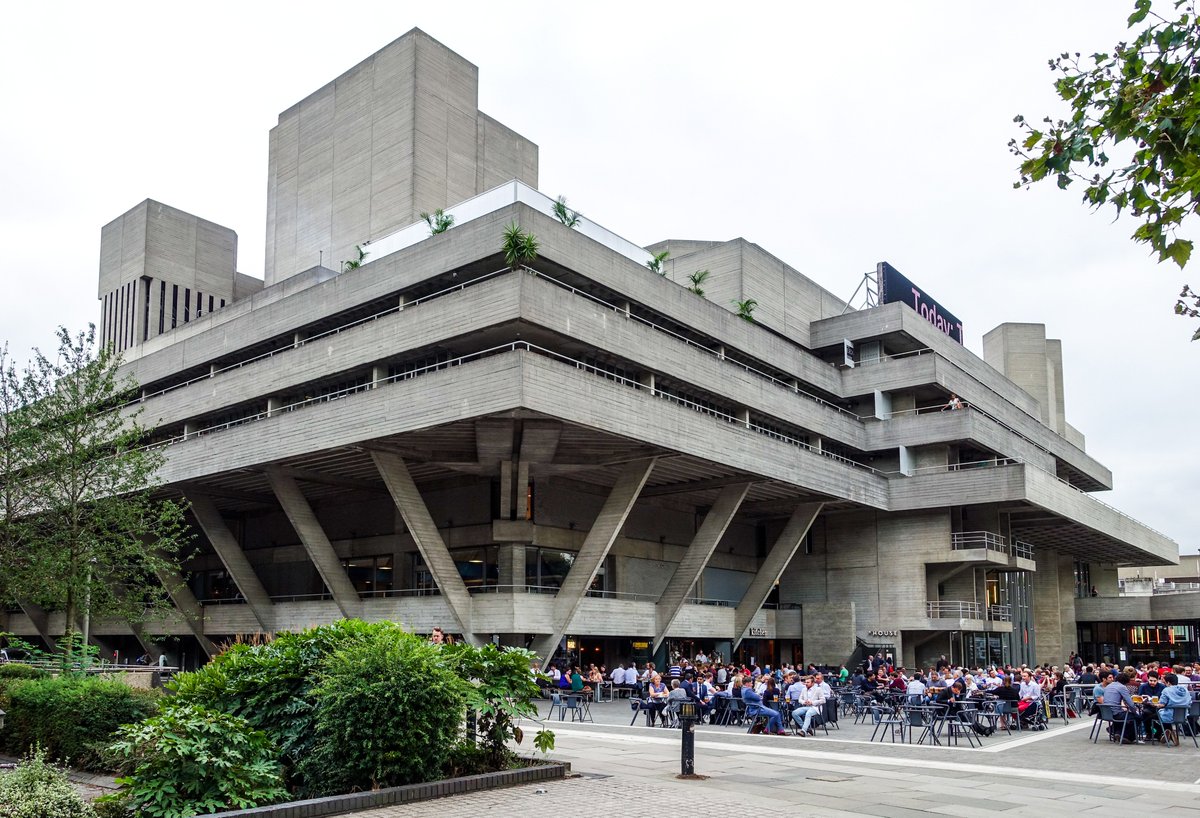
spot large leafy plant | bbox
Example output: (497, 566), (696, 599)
(502, 223), (539, 270)
(106, 703), (287, 818)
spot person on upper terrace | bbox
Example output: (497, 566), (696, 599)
(941, 393), (964, 411)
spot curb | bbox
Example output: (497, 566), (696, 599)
(201, 761), (570, 818)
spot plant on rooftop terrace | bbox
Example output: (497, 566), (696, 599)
(502, 222), (539, 270)
(552, 195), (581, 229)
(687, 269), (710, 297)
(733, 297), (758, 322)
(340, 244), (367, 272)
(646, 249), (669, 276)
(421, 208), (455, 235)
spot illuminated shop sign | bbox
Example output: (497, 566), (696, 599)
(878, 261), (964, 345)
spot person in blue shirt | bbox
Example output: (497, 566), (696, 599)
(1101, 672), (1139, 743)
(1137, 670), (1166, 698)
(1155, 673), (1192, 746)
(741, 678), (785, 735)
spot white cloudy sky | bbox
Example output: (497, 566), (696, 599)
(0, 2), (1195, 556)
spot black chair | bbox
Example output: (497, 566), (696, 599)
(1094, 704), (1135, 743)
(628, 697), (654, 726)
(868, 702), (903, 743)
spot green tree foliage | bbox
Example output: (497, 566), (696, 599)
(552, 196), (581, 229)
(686, 269), (711, 297)
(442, 642), (553, 769)
(1011, 0), (1200, 339)
(107, 703), (288, 818)
(420, 209), (455, 235)
(1, 676), (159, 770)
(646, 249), (669, 276)
(502, 223), (539, 270)
(0, 327), (190, 649)
(297, 628), (468, 796)
(0, 748), (95, 818)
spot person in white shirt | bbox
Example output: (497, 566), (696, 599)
(790, 677), (826, 736)
(549, 665), (562, 683)
(812, 673), (833, 701)
(716, 666), (728, 686)
(610, 663), (626, 686)
(784, 674), (805, 703)
(622, 664), (640, 692)
(906, 676), (927, 701)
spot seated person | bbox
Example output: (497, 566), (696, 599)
(790, 676), (826, 736)
(1137, 671), (1166, 699)
(663, 679), (689, 725)
(741, 678), (785, 735)
(1101, 672), (1139, 742)
(905, 675), (928, 703)
(1157, 673), (1192, 744)
(645, 673), (670, 725)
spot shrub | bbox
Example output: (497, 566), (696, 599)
(295, 628), (468, 796)
(168, 620), (388, 788)
(0, 664), (48, 681)
(2, 677), (159, 770)
(0, 748), (95, 818)
(106, 703), (288, 818)
(442, 642), (553, 769)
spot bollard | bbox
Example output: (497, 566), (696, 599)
(677, 701), (699, 776)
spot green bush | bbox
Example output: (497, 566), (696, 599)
(295, 628), (468, 796)
(168, 620), (386, 788)
(107, 703), (288, 818)
(2, 677), (159, 770)
(0, 748), (95, 818)
(0, 664), (48, 680)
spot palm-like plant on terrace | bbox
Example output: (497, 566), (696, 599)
(687, 269), (710, 296)
(421, 209), (455, 235)
(502, 223), (539, 270)
(552, 196), (581, 229)
(733, 297), (757, 321)
(646, 249), (669, 276)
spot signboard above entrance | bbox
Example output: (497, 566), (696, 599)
(877, 262), (964, 345)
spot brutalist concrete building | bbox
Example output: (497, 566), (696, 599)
(14, 29), (1183, 670)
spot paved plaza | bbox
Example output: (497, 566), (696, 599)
(361, 699), (1200, 816)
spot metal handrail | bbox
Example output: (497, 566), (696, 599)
(986, 604), (1013, 622)
(926, 600), (982, 619)
(951, 531), (1008, 553)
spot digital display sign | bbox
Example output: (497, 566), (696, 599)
(877, 261), (964, 345)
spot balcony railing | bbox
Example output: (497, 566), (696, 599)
(950, 531), (1035, 561)
(926, 601), (1011, 621)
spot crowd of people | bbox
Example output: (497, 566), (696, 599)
(538, 649), (1200, 742)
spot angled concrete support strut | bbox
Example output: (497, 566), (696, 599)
(185, 491), (274, 632)
(154, 561), (218, 657)
(15, 599), (57, 650)
(267, 466), (363, 619)
(653, 482), (752, 653)
(534, 457), (657, 665)
(732, 502), (824, 650)
(371, 450), (479, 644)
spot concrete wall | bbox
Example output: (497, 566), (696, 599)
(264, 29), (537, 286)
(982, 323), (1069, 435)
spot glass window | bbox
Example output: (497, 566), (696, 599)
(341, 554), (394, 594)
(526, 548), (577, 590)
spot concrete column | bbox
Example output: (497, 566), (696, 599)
(399, 294), (409, 311)
(153, 561), (218, 657)
(498, 544), (526, 589)
(637, 372), (656, 396)
(183, 422), (196, 440)
(732, 502), (824, 649)
(293, 332), (304, 348)
(532, 458), (657, 665)
(500, 461), (515, 520)
(267, 397), (284, 417)
(371, 365), (387, 388)
(209, 364), (218, 378)
(517, 461), (531, 519)
(371, 450), (478, 644)
(266, 467), (364, 619)
(737, 408), (751, 429)
(716, 345), (726, 361)
(619, 300), (630, 318)
(653, 482), (751, 652)
(185, 492), (274, 632)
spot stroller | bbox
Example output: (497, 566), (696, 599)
(1019, 698), (1049, 730)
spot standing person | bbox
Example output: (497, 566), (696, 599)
(838, 665), (849, 685)
(429, 627), (445, 645)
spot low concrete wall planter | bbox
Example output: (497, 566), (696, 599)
(201, 761), (570, 818)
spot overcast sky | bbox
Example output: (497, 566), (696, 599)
(0, 1), (1195, 558)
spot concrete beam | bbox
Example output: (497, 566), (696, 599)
(16, 599), (57, 650)
(371, 450), (479, 644)
(533, 458), (657, 664)
(653, 482), (751, 652)
(732, 502), (824, 649)
(266, 467), (364, 619)
(185, 491), (274, 632)
(272, 466), (388, 495)
(154, 560), (218, 657)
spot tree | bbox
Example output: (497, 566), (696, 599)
(0, 326), (190, 656)
(502, 222), (539, 270)
(420, 209), (455, 235)
(552, 195), (581, 229)
(1010, 0), (1200, 339)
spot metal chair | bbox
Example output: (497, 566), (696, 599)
(941, 707), (981, 747)
(549, 692), (567, 721)
(1049, 693), (1070, 725)
(868, 702), (903, 743)
(628, 697), (654, 726)
(1093, 704), (1135, 743)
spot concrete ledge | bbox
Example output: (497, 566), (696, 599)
(202, 761), (570, 818)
